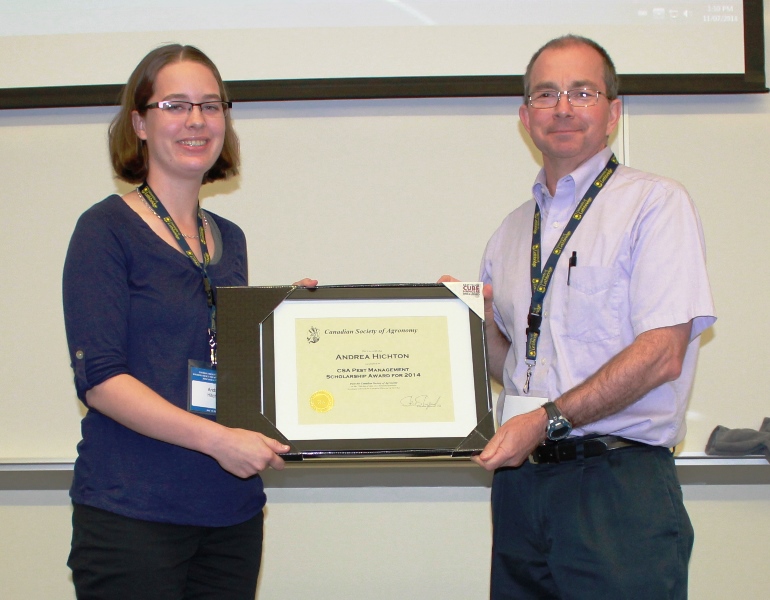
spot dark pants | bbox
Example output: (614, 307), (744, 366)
(68, 503), (263, 600)
(490, 445), (693, 600)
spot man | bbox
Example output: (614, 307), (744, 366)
(472, 36), (715, 599)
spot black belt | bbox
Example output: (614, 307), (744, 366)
(529, 435), (648, 465)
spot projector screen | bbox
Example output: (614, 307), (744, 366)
(0, 1), (766, 107)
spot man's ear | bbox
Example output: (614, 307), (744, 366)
(606, 98), (622, 137)
(519, 103), (531, 136)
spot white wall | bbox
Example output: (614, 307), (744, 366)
(2, 87), (766, 460)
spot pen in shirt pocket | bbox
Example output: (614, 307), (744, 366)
(567, 251), (577, 285)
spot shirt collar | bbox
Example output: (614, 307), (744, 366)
(532, 147), (615, 209)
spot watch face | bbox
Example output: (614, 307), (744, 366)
(549, 422), (571, 440)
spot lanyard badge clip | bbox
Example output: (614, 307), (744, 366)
(523, 362), (535, 394)
(523, 312), (541, 395)
(208, 329), (217, 367)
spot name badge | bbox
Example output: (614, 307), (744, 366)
(188, 360), (217, 416)
(499, 395), (548, 426)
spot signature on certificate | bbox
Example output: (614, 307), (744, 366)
(400, 395), (441, 409)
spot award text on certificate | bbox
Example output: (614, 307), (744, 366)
(295, 316), (454, 425)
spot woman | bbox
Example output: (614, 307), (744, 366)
(63, 44), (313, 599)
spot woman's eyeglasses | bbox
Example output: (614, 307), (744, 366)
(144, 100), (232, 118)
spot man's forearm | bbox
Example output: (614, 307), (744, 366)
(556, 321), (693, 428)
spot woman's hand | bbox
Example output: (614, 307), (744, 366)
(209, 428), (292, 478)
(293, 278), (318, 287)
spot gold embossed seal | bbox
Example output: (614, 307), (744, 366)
(310, 390), (334, 413)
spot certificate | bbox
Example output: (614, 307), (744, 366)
(293, 315), (456, 426)
(216, 284), (493, 459)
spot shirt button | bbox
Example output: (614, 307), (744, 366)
(552, 222), (560, 228)
(541, 358), (547, 366)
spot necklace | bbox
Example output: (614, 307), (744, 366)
(136, 188), (208, 240)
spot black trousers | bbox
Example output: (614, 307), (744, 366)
(68, 503), (263, 600)
(490, 445), (693, 600)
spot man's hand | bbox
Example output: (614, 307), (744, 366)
(472, 409), (547, 471)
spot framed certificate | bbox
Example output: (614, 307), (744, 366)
(216, 284), (493, 460)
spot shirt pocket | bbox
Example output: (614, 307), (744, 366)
(564, 266), (621, 342)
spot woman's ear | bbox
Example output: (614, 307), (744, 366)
(131, 110), (148, 141)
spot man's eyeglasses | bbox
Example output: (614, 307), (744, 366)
(144, 100), (232, 118)
(527, 88), (606, 109)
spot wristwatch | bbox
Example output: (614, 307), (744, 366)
(543, 401), (572, 441)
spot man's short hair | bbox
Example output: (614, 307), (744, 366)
(522, 35), (619, 103)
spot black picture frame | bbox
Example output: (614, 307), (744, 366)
(216, 284), (494, 460)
